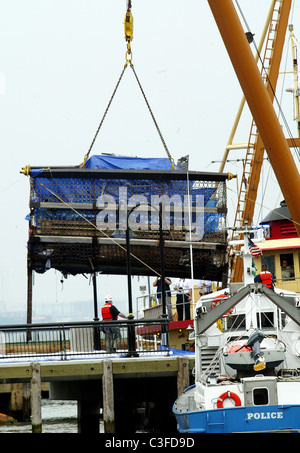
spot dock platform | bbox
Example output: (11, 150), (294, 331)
(0, 354), (195, 433)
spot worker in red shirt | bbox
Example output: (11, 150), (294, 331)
(101, 295), (127, 352)
(254, 264), (275, 290)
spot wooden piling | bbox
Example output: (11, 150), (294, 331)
(77, 400), (101, 433)
(177, 357), (190, 396)
(102, 359), (115, 433)
(31, 363), (42, 433)
(22, 383), (31, 422)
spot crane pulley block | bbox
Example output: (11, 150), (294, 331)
(124, 11), (133, 43)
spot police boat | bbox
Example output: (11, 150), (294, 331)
(173, 227), (300, 433)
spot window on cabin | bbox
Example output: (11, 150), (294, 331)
(227, 314), (246, 330)
(256, 311), (274, 328)
(280, 310), (287, 328)
(253, 388), (269, 405)
(261, 255), (275, 277)
(280, 253), (295, 281)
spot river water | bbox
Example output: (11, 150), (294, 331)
(0, 400), (104, 433)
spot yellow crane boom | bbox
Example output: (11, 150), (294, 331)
(208, 0), (300, 282)
(230, 0), (292, 281)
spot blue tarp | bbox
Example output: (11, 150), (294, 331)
(29, 155), (225, 235)
(83, 155), (180, 170)
(159, 346), (194, 355)
(30, 156), (180, 178)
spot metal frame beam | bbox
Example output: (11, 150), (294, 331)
(196, 285), (251, 334)
(195, 284), (300, 334)
(28, 167), (229, 181)
(260, 286), (300, 326)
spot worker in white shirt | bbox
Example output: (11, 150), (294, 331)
(174, 278), (192, 321)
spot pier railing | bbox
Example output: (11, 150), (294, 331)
(0, 318), (169, 361)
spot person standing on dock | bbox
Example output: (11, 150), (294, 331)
(153, 276), (173, 320)
(174, 278), (192, 321)
(101, 295), (128, 352)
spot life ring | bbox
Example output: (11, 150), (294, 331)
(216, 391), (241, 409)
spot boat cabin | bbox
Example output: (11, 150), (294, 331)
(255, 201), (300, 293)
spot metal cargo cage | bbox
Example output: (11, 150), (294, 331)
(26, 163), (229, 280)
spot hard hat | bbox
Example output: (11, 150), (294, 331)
(105, 295), (113, 302)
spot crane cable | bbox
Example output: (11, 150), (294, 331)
(82, 1), (176, 170)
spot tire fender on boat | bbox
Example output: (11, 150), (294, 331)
(216, 391), (241, 408)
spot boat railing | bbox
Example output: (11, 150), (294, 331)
(137, 288), (201, 321)
(0, 318), (169, 361)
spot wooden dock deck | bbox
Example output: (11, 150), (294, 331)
(0, 354), (195, 433)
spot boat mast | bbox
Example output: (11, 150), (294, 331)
(288, 24), (300, 139)
(207, 0), (300, 239)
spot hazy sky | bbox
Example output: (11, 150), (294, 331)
(0, 0), (299, 319)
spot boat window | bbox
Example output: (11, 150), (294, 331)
(298, 254), (300, 278)
(280, 310), (287, 328)
(253, 387), (269, 405)
(226, 314), (246, 330)
(256, 311), (274, 328)
(261, 255), (275, 277)
(280, 254), (295, 281)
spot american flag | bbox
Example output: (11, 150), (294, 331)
(248, 238), (263, 257)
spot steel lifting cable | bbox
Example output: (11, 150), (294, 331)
(129, 62), (177, 169)
(82, 1), (176, 170)
(82, 63), (129, 167)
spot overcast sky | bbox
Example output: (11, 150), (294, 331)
(0, 0), (299, 320)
